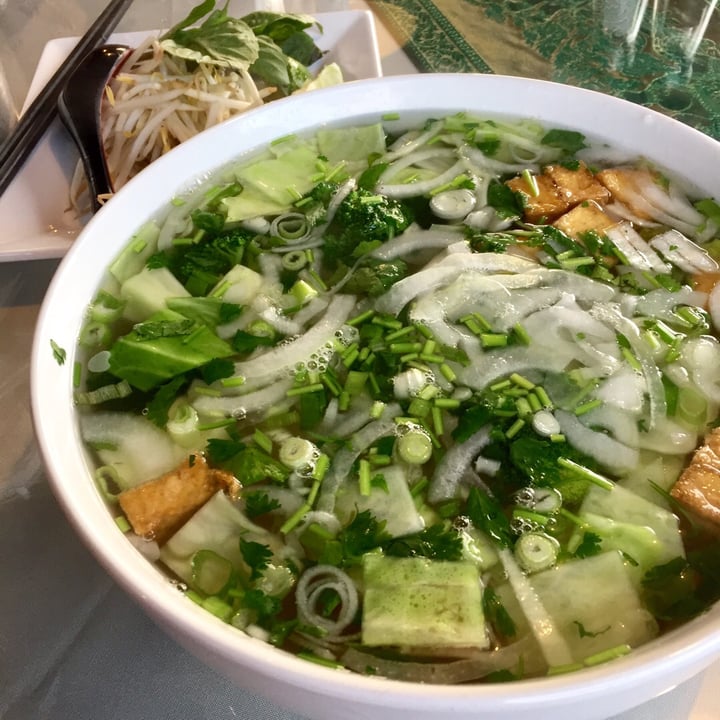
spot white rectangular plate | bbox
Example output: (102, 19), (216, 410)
(0, 10), (382, 262)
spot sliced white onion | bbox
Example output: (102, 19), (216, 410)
(377, 160), (467, 199)
(555, 409), (639, 473)
(295, 565), (359, 636)
(605, 222), (670, 274)
(191, 378), (293, 418)
(428, 427), (490, 504)
(370, 225), (465, 261)
(430, 188), (476, 221)
(649, 229), (719, 274)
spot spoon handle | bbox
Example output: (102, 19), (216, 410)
(0, 0), (134, 198)
(57, 45), (129, 213)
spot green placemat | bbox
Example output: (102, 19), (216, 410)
(368, 0), (720, 139)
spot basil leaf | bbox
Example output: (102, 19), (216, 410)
(161, 11), (259, 72)
(161, 0), (216, 39)
(243, 11), (319, 41)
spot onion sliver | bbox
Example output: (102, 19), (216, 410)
(232, 294), (356, 386)
(555, 409), (639, 473)
(296, 565), (359, 636)
(428, 427), (490, 503)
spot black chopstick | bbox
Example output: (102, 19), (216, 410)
(0, 0), (135, 197)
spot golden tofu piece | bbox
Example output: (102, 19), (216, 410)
(671, 428), (720, 527)
(595, 167), (657, 219)
(119, 455), (238, 544)
(545, 162), (611, 206)
(507, 173), (570, 223)
(552, 200), (618, 239)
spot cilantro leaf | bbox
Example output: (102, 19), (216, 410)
(146, 375), (188, 426)
(50, 339), (67, 365)
(329, 510), (390, 567)
(232, 330), (276, 354)
(487, 180), (525, 220)
(206, 436), (246, 464)
(573, 620), (610, 638)
(482, 586), (516, 640)
(242, 588), (282, 620)
(200, 357), (235, 385)
(240, 539), (273, 580)
(466, 486), (513, 548)
(573, 531), (603, 559)
(540, 129), (587, 154)
(451, 403), (492, 442)
(244, 491), (282, 518)
(384, 524), (463, 561)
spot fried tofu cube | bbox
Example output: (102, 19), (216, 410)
(671, 428), (720, 527)
(545, 163), (611, 206)
(552, 200), (618, 239)
(595, 167), (657, 219)
(119, 455), (238, 544)
(507, 173), (570, 223)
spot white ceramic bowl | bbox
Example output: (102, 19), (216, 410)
(31, 74), (720, 720)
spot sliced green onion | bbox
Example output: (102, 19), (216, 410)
(574, 398), (602, 416)
(286, 383), (324, 397)
(481, 333), (508, 348)
(514, 532), (559, 573)
(115, 515), (131, 533)
(397, 430), (433, 465)
(282, 250), (307, 271)
(75, 379), (132, 405)
(359, 459), (372, 495)
(583, 644), (632, 667)
(505, 418), (525, 439)
(280, 503), (311, 534)
(279, 437), (316, 469)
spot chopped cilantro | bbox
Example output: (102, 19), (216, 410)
(482, 586), (517, 640)
(573, 620), (610, 638)
(50, 339), (67, 365)
(244, 491), (282, 518)
(466, 486), (513, 548)
(240, 539), (273, 580)
(384, 524), (463, 561)
(540, 128), (587, 154)
(146, 375), (188, 426)
(487, 180), (526, 220)
(232, 330), (276, 354)
(200, 357), (235, 385)
(573, 531), (603, 559)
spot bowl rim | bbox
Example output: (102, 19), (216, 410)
(31, 72), (720, 713)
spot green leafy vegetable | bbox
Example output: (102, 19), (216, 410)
(244, 491), (282, 518)
(384, 524), (463, 561)
(50, 339), (67, 365)
(232, 329), (277, 354)
(540, 129), (587, 154)
(466, 486), (513, 548)
(486, 181), (525, 220)
(573, 531), (603, 559)
(240, 539), (273, 580)
(146, 375), (188, 426)
(108, 310), (234, 391)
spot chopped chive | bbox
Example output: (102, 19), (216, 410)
(382, 112), (401, 121)
(642, 329), (662, 351)
(512, 507), (550, 526)
(549, 433), (566, 443)
(558, 457), (613, 490)
(115, 515), (131, 532)
(324, 160), (347, 182)
(583, 644), (632, 667)
(481, 333), (508, 348)
(306, 479), (321, 507)
(197, 418), (236, 431)
(664, 336), (683, 363)
(400, 352), (419, 363)
(513, 323), (531, 345)
(431, 406), (444, 436)
(414, 323), (433, 339)
(359, 459), (372, 496)
(253, 429), (273, 454)
(372, 315), (403, 330)
(307, 269), (328, 292)
(370, 401), (385, 419)
(347, 309), (375, 326)
(574, 398), (602, 415)
(651, 319), (678, 345)
(368, 372), (381, 396)
(390, 342), (423, 354)
(193, 385), (222, 397)
(419, 384), (439, 400)
(547, 663), (585, 676)
(280, 503), (311, 534)
(338, 391), (350, 411)
(439, 363), (457, 382)
(434, 397), (460, 409)
(527, 392), (542, 413)
(220, 376), (246, 388)
(420, 353), (445, 363)
(286, 383), (324, 397)
(369, 454), (391, 466)
(534, 386), (553, 409)
(461, 317), (484, 336)
(510, 373), (535, 390)
(521, 168), (540, 197)
(312, 454), (330, 482)
(422, 339), (437, 355)
(515, 397), (533, 418)
(73, 361), (82, 388)
(504, 387), (529, 397)
(385, 325), (415, 342)
(556, 249), (577, 262)
(490, 379), (512, 392)
(342, 347), (359, 368)
(560, 256), (595, 271)
(410, 477), (429, 497)
(505, 418), (525, 439)
(297, 652), (343, 669)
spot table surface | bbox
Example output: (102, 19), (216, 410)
(0, 2), (718, 719)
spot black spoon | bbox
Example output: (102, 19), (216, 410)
(58, 44), (130, 213)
